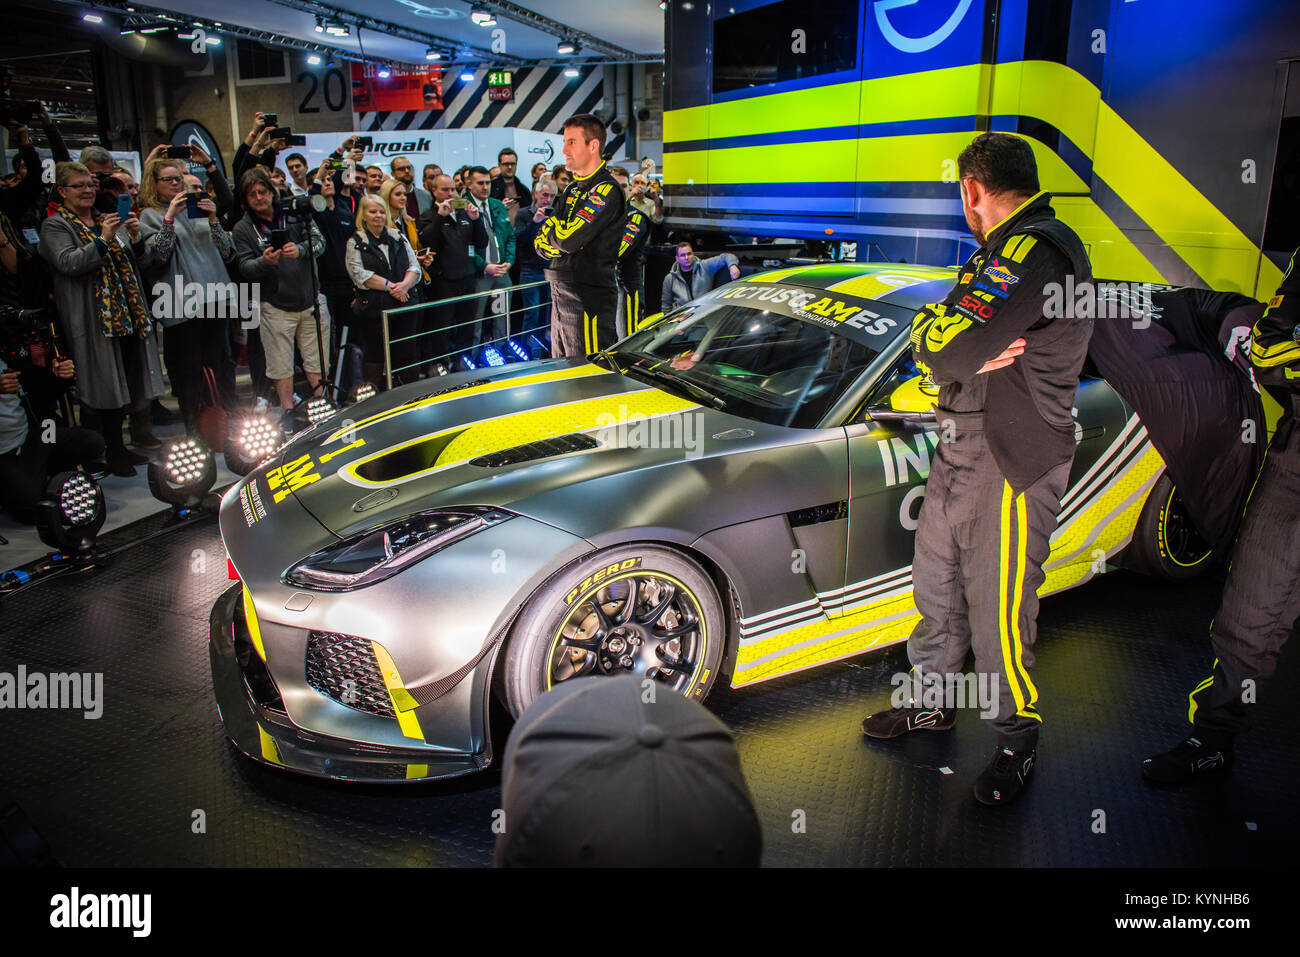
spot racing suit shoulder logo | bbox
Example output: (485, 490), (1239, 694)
(982, 264), (1019, 287)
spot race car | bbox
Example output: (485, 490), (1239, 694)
(210, 262), (1210, 782)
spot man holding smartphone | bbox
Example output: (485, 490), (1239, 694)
(232, 167), (326, 429)
(514, 176), (557, 339)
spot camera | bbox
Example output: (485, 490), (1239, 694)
(274, 193), (325, 218)
(166, 145), (191, 159)
(0, 305), (53, 373)
(261, 112), (278, 127)
(0, 98), (39, 127)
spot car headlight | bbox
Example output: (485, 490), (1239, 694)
(285, 507), (514, 591)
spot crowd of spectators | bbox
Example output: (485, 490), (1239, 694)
(0, 105), (687, 527)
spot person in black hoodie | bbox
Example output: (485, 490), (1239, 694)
(310, 166), (362, 395)
(418, 173), (487, 370)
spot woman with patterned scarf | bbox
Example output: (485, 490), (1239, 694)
(39, 161), (157, 476)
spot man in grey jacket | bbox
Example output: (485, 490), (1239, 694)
(660, 243), (740, 313)
(232, 168), (326, 426)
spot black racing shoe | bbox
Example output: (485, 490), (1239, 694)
(861, 703), (956, 739)
(1141, 736), (1234, 787)
(974, 745), (1036, 806)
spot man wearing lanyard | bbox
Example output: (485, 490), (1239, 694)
(465, 166), (515, 356)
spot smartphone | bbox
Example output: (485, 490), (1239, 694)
(262, 113), (278, 127)
(166, 145), (191, 159)
(540, 206), (552, 217)
(449, 197), (467, 210)
(186, 193), (202, 219)
(284, 134), (306, 147)
(269, 228), (290, 249)
(274, 127), (293, 138)
(355, 136), (373, 150)
(116, 193), (132, 220)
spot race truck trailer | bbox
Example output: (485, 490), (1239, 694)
(662, 0), (1300, 299)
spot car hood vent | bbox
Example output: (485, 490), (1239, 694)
(470, 432), (600, 468)
(420, 378), (492, 400)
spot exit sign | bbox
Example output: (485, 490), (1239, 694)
(487, 70), (513, 87)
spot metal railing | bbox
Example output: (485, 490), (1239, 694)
(378, 279), (552, 390)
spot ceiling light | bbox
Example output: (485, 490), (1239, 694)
(460, 70), (475, 82)
(314, 16), (324, 33)
(307, 54), (321, 65)
(557, 38), (577, 55)
(82, 13), (103, 24)
(564, 67), (579, 78)
(377, 64), (391, 79)
(205, 36), (221, 46)
(470, 5), (496, 26)
(425, 47), (441, 60)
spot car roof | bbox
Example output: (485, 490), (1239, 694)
(744, 262), (959, 313)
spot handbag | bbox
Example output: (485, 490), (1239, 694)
(198, 365), (227, 452)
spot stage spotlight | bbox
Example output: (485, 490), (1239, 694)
(507, 338), (530, 361)
(148, 437), (216, 510)
(307, 54), (321, 65)
(377, 64), (392, 79)
(557, 38), (577, 55)
(224, 414), (281, 476)
(306, 396), (335, 425)
(470, 5), (496, 26)
(354, 383), (377, 403)
(461, 355), (478, 371)
(35, 469), (106, 554)
(563, 67), (579, 78)
(460, 70), (476, 82)
(482, 346), (505, 367)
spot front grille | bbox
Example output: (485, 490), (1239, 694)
(305, 632), (395, 718)
(469, 433), (599, 467)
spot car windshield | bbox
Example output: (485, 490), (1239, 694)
(612, 301), (883, 428)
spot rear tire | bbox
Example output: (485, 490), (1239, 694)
(503, 545), (726, 718)
(1124, 472), (1214, 580)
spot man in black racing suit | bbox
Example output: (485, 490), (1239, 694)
(860, 133), (1094, 807)
(534, 114), (625, 357)
(1143, 247), (1300, 785)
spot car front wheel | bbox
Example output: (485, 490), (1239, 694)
(502, 545), (726, 718)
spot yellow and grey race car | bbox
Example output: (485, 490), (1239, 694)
(210, 263), (1206, 782)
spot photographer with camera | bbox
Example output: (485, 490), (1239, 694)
(514, 176), (556, 339)
(232, 167), (326, 430)
(39, 161), (158, 476)
(138, 158), (238, 437)
(418, 173), (487, 368)
(0, 347), (104, 523)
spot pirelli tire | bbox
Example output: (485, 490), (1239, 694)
(1125, 472), (1215, 581)
(502, 545), (726, 718)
